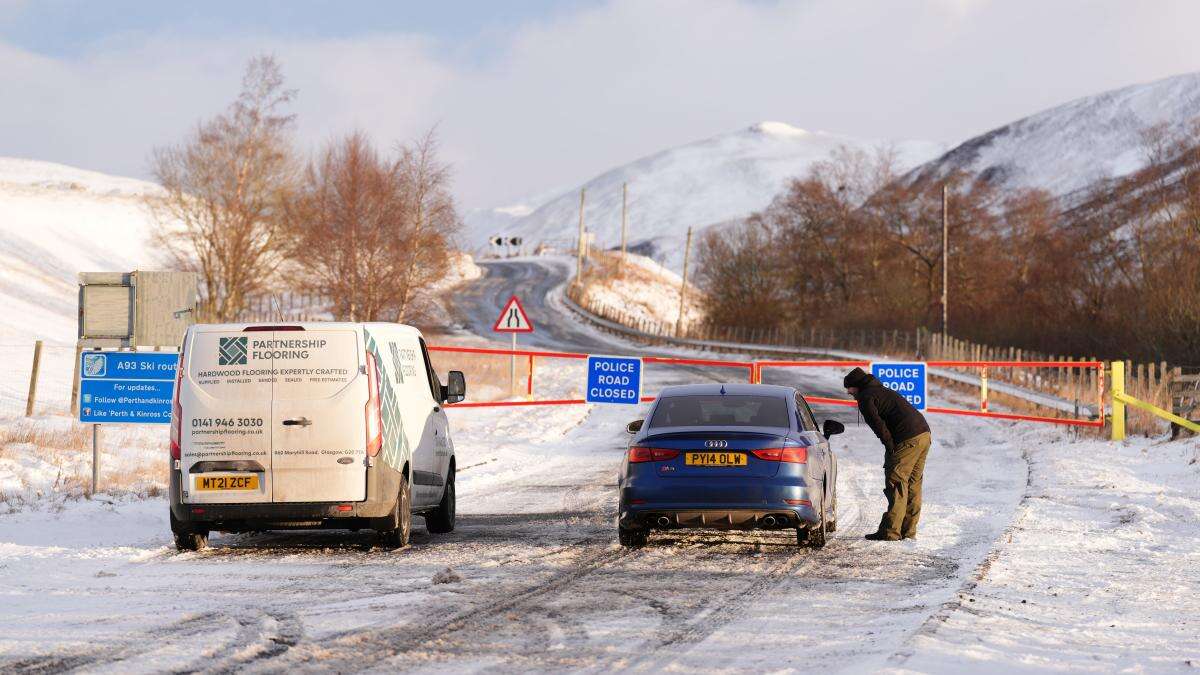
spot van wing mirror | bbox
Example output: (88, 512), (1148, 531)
(626, 419), (644, 434)
(443, 370), (466, 404)
(822, 419), (845, 438)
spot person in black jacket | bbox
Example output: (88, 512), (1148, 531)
(844, 367), (932, 541)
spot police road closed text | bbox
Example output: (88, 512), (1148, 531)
(870, 361), (928, 411)
(586, 355), (643, 405)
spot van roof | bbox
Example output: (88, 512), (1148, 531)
(189, 322), (423, 337)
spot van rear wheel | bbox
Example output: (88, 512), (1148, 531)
(377, 477), (412, 548)
(425, 472), (455, 534)
(170, 512), (209, 552)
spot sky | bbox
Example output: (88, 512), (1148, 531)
(3, 0), (1200, 209)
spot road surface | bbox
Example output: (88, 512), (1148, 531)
(0, 258), (1029, 673)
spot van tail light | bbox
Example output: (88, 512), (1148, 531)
(628, 446), (679, 463)
(364, 351), (384, 457)
(751, 447), (808, 463)
(170, 340), (186, 460)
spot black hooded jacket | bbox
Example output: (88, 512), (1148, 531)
(844, 367), (930, 453)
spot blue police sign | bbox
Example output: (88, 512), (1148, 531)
(585, 355), (643, 405)
(79, 351), (178, 424)
(870, 361), (928, 411)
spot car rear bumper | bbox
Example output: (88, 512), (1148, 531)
(619, 503), (820, 530)
(169, 459), (403, 530)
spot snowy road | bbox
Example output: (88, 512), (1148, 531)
(4, 259), (1193, 672)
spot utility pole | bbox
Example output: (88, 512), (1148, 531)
(941, 184), (949, 342)
(676, 226), (693, 337)
(620, 182), (628, 272)
(575, 187), (586, 284)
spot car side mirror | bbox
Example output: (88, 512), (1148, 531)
(822, 420), (844, 438)
(443, 370), (466, 404)
(626, 419), (644, 434)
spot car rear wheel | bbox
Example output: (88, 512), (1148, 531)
(618, 526), (648, 548)
(170, 512), (209, 552)
(377, 476), (412, 548)
(425, 471), (456, 534)
(799, 509), (827, 549)
(825, 476), (838, 533)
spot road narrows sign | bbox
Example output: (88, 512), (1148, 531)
(870, 361), (928, 411)
(492, 295), (534, 333)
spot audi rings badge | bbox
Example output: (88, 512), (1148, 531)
(704, 440), (728, 449)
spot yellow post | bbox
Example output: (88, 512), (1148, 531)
(1111, 361), (1125, 441)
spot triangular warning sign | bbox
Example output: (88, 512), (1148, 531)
(492, 295), (534, 333)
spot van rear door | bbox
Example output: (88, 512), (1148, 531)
(269, 328), (368, 503)
(181, 327), (273, 504)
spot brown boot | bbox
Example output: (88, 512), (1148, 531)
(864, 531), (900, 541)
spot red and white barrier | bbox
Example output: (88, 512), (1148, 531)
(429, 344), (1105, 428)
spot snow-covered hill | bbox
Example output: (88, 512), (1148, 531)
(466, 122), (943, 269)
(0, 158), (166, 344)
(904, 71), (1200, 201)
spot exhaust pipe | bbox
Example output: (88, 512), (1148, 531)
(655, 516), (672, 528)
(761, 515), (777, 528)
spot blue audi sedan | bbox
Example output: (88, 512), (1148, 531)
(617, 383), (843, 548)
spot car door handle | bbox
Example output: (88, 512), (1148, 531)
(282, 417), (312, 427)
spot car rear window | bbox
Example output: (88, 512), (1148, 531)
(648, 395), (790, 429)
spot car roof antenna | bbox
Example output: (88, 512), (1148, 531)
(719, 385), (726, 395)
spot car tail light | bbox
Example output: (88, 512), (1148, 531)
(784, 499), (812, 506)
(751, 447), (807, 463)
(628, 446), (679, 463)
(364, 351), (383, 457)
(169, 339), (186, 460)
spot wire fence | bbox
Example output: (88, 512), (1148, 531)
(0, 343), (80, 418)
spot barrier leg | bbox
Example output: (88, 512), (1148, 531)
(980, 366), (988, 412)
(527, 355), (534, 398)
(1111, 361), (1125, 441)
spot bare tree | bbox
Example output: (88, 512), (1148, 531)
(146, 55), (296, 321)
(282, 129), (458, 322)
(394, 130), (459, 322)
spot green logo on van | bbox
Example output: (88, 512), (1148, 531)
(219, 337), (248, 365)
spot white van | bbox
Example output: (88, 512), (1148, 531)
(167, 322), (465, 551)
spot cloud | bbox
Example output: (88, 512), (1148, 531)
(3, 0), (1200, 208)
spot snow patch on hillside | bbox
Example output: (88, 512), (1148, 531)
(906, 71), (1200, 200)
(0, 159), (167, 345)
(465, 123), (943, 268)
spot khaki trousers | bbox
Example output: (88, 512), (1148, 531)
(878, 431), (931, 539)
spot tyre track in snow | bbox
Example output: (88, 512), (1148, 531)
(884, 440), (1034, 667)
(3, 610), (270, 674)
(604, 468), (874, 673)
(271, 466), (629, 673)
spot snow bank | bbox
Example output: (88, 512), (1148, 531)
(574, 250), (705, 329)
(893, 428), (1200, 671)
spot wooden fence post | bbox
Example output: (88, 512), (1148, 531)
(69, 343), (83, 415)
(25, 340), (43, 416)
